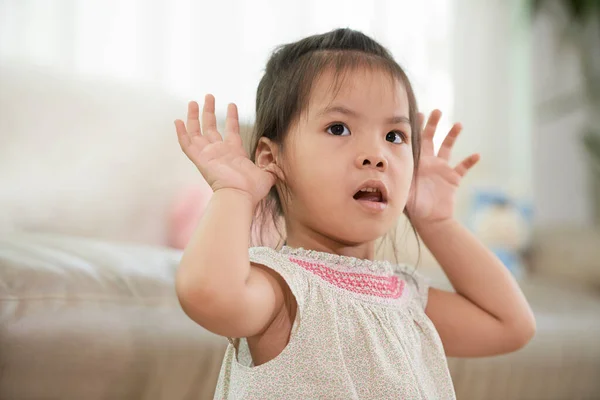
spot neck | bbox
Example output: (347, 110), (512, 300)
(284, 219), (376, 260)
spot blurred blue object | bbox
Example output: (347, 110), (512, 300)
(470, 188), (533, 277)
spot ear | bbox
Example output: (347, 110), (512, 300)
(255, 137), (285, 181)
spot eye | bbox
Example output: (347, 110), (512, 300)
(327, 123), (350, 136)
(386, 131), (405, 144)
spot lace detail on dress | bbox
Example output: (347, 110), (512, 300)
(280, 246), (395, 274)
(280, 246), (408, 299)
(289, 257), (405, 299)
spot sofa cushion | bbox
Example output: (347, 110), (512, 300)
(449, 275), (600, 400)
(530, 227), (600, 291)
(0, 232), (227, 400)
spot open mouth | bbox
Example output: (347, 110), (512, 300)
(353, 187), (385, 203)
(352, 181), (388, 211)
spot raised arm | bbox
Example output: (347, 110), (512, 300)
(420, 219), (535, 357)
(409, 110), (535, 357)
(174, 95), (284, 338)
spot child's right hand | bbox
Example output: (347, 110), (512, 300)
(174, 95), (276, 205)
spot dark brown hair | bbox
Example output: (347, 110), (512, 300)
(249, 28), (421, 256)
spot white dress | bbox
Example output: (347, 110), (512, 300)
(214, 246), (456, 399)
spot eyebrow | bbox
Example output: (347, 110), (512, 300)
(318, 105), (410, 125)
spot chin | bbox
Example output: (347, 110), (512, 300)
(303, 202), (400, 245)
(324, 219), (395, 246)
(348, 228), (390, 244)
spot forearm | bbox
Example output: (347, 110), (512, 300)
(177, 189), (255, 296)
(417, 219), (533, 327)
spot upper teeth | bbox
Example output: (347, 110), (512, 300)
(360, 187), (379, 193)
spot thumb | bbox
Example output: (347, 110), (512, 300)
(264, 163), (284, 183)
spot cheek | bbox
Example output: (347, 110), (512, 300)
(283, 156), (347, 214)
(390, 157), (415, 194)
(286, 138), (342, 181)
(279, 149), (324, 196)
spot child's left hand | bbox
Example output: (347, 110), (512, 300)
(406, 110), (480, 226)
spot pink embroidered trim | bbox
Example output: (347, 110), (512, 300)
(289, 257), (405, 299)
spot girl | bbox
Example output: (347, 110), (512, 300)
(174, 29), (535, 399)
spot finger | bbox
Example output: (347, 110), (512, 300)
(224, 103), (242, 145)
(174, 119), (191, 147)
(202, 94), (222, 143)
(437, 122), (462, 161)
(175, 119), (209, 157)
(186, 101), (201, 137)
(454, 153), (480, 177)
(263, 163), (282, 185)
(421, 109), (442, 156)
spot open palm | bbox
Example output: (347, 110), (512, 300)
(174, 95), (275, 205)
(407, 110), (480, 225)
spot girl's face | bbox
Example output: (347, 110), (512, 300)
(279, 67), (414, 249)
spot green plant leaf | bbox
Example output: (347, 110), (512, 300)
(584, 129), (600, 158)
(530, 0), (600, 24)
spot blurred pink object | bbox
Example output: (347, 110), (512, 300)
(168, 180), (284, 250)
(168, 180), (213, 249)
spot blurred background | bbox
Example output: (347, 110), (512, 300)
(1, 0), (598, 241)
(1, 0), (599, 399)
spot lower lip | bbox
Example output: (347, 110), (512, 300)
(354, 199), (388, 212)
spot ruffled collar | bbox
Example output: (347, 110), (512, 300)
(279, 245), (395, 275)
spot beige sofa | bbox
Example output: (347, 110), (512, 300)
(0, 233), (227, 400)
(1, 65), (600, 400)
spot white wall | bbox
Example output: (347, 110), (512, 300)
(451, 0), (533, 214)
(532, 12), (593, 227)
(0, 64), (202, 244)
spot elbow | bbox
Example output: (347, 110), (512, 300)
(506, 315), (537, 352)
(175, 262), (242, 324)
(176, 269), (201, 320)
(175, 263), (218, 320)
(175, 260), (196, 303)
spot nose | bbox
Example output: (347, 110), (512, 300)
(355, 153), (388, 171)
